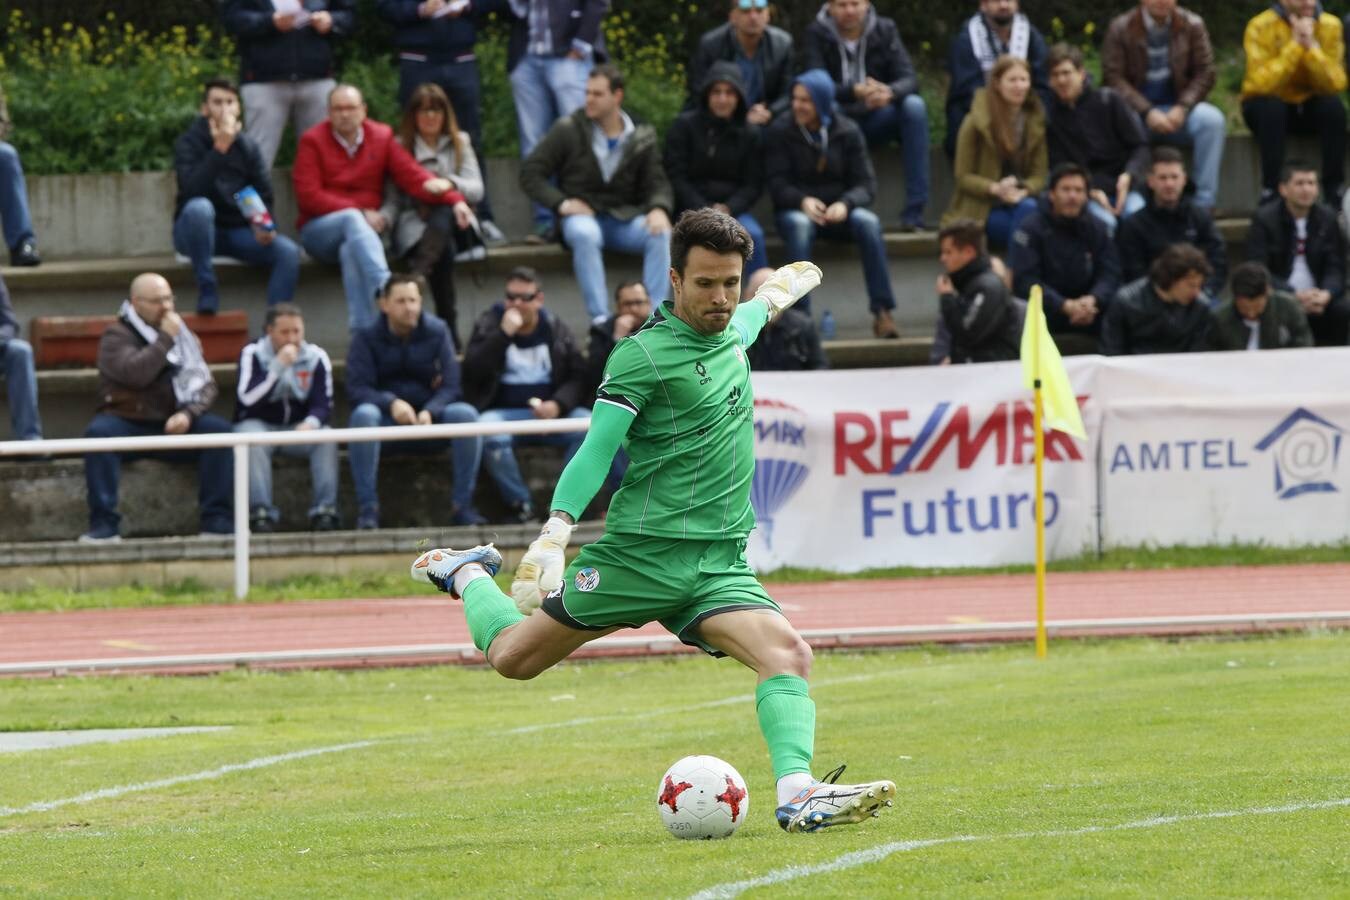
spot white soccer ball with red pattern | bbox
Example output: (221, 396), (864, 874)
(656, 755), (749, 839)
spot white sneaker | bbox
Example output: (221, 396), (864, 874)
(774, 765), (896, 833)
(454, 245), (487, 263)
(479, 220), (507, 245)
(77, 532), (122, 544)
(411, 543), (504, 597)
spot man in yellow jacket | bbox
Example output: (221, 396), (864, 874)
(1241, 0), (1347, 203)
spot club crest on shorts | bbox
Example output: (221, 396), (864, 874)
(574, 567), (601, 592)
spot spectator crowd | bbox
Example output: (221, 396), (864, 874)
(2, 0), (1350, 538)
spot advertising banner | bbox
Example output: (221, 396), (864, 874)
(1101, 396), (1350, 547)
(749, 359), (1101, 572)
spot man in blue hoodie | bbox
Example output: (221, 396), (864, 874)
(765, 69), (899, 338)
(234, 304), (338, 533)
(803, 0), (930, 230)
(347, 274), (485, 529)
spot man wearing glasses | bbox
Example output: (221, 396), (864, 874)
(462, 267), (589, 524)
(687, 0), (796, 127)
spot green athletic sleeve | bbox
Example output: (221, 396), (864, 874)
(549, 391), (634, 520)
(731, 297), (771, 348)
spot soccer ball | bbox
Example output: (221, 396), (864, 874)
(656, 755), (749, 839)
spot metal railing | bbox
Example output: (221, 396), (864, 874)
(0, 418), (591, 599)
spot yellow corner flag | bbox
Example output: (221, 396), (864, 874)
(1020, 286), (1086, 439)
(1020, 285), (1086, 660)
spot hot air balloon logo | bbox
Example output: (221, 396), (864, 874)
(752, 398), (811, 549)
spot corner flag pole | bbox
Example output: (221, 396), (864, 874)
(1031, 290), (1048, 660)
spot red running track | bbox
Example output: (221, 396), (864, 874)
(2, 564), (1348, 676)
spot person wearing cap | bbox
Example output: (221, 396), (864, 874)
(765, 68), (900, 338)
(687, 0), (795, 128)
(803, 0), (930, 231)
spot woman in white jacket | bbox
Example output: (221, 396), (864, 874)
(382, 83), (484, 348)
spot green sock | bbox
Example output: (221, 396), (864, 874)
(461, 578), (525, 654)
(755, 674), (816, 780)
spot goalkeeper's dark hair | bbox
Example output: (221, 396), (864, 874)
(669, 208), (753, 277)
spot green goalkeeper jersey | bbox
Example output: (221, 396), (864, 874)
(590, 298), (769, 539)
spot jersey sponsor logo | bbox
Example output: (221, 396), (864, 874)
(695, 360), (711, 385)
(574, 567), (600, 592)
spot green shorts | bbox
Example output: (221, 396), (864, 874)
(540, 532), (781, 656)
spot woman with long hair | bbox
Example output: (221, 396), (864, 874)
(380, 82), (484, 347)
(943, 55), (1048, 248)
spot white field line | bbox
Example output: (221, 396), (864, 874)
(689, 797), (1350, 900)
(0, 740), (376, 818)
(501, 672), (887, 735)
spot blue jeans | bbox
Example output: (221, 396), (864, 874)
(737, 212), (770, 276)
(300, 209), (390, 331)
(560, 213), (671, 322)
(855, 94), (931, 224)
(397, 57), (496, 224)
(347, 401), (481, 514)
(83, 412), (234, 537)
(1086, 192), (1147, 237)
(986, 198), (1039, 248)
(510, 53), (592, 227)
(173, 197), (302, 312)
(1145, 102), (1224, 209)
(0, 339), (41, 440)
(775, 207), (895, 314)
(0, 141), (35, 252)
(481, 406), (590, 506)
(233, 418), (338, 521)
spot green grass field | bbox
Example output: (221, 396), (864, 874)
(1, 633), (1347, 897)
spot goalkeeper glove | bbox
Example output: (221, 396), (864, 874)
(510, 516), (573, 613)
(753, 261), (823, 319)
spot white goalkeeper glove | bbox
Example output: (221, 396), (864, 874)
(752, 261), (823, 319)
(510, 516), (574, 613)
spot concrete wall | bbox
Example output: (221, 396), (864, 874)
(22, 135), (1282, 259)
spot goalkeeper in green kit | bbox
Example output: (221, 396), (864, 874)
(411, 209), (894, 832)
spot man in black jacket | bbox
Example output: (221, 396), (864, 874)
(585, 280), (650, 400)
(665, 62), (768, 277)
(463, 267), (589, 523)
(1100, 242), (1212, 355)
(376, 0), (506, 244)
(1117, 147), (1226, 305)
(172, 79), (301, 315)
(1009, 163), (1122, 337)
(1045, 43), (1148, 236)
(1245, 160), (1349, 346)
(687, 0), (795, 127)
(934, 219), (1021, 363)
(803, 0), (929, 230)
(221, 0), (356, 170)
(766, 69), (899, 337)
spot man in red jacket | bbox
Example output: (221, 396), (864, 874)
(294, 84), (473, 330)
